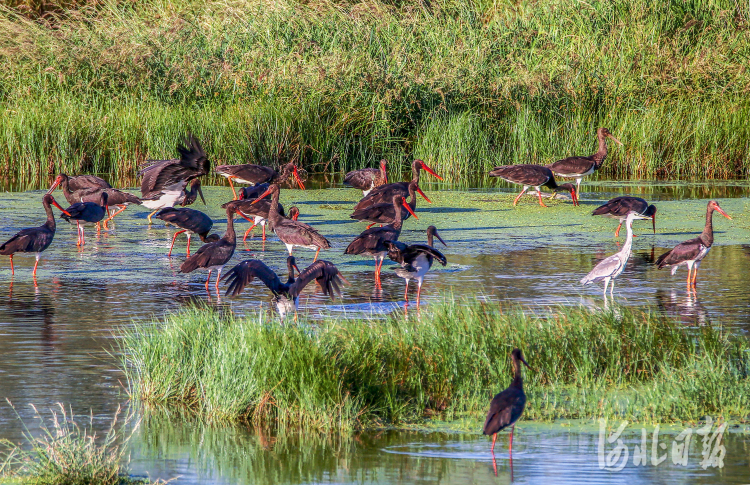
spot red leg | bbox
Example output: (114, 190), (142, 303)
(404, 280), (409, 301)
(262, 224), (266, 241)
(491, 433), (497, 453)
(366, 222), (376, 230)
(76, 222), (81, 246)
(186, 233), (192, 256)
(537, 189), (548, 208)
(168, 229), (186, 256)
(33, 258), (39, 276)
(314, 247), (320, 262)
(416, 282), (422, 307)
(9, 255), (13, 275)
(243, 223), (257, 242)
(512, 187), (528, 206)
(215, 268), (222, 290)
(228, 177), (238, 200)
(614, 222), (622, 238)
(205, 270), (212, 290)
(509, 424), (514, 456)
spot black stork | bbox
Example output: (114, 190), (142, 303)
(178, 179), (206, 207)
(140, 134), (210, 223)
(1, 194), (71, 276)
(222, 256), (347, 321)
(483, 348), (531, 456)
(546, 127), (623, 195)
(489, 164), (579, 207)
(352, 159), (441, 212)
(344, 195), (417, 284)
(155, 207), (220, 257)
(61, 192), (109, 246)
(350, 181), (428, 228)
(73, 187), (142, 229)
(655, 200), (731, 287)
(344, 159), (388, 196)
(250, 184), (331, 260)
(384, 225), (447, 305)
(47, 173), (111, 206)
(592, 196), (657, 237)
(223, 188), (287, 242)
(289, 207), (300, 221)
(215, 162), (306, 200)
(179, 205), (237, 290)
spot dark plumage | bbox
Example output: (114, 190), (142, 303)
(345, 195), (417, 283)
(385, 225), (447, 305)
(47, 174), (111, 206)
(61, 192), (109, 246)
(179, 179), (206, 207)
(139, 134), (211, 223)
(344, 159), (388, 196)
(156, 207), (219, 257)
(1, 194), (70, 275)
(546, 127), (623, 195)
(483, 348), (531, 455)
(222, 256), (347, 320)
(77, 187), (141, 228)
(250, 184), (331, 260)
(223, 192), (287, 242)
(488, 164), (579, 207)
(350, 181), (428, 226)
(215, 162), (305, 199)
(592, 196), (657, 237)
(655, 200), (731, 287)
(179, 205), (237, 290)
(352, 159), (441, 212)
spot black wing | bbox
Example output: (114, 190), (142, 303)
(68, 175), (111, 192)
(402, 244), (447, 266)
(489, 164), (551, 186)
(140, 134), (209, 195)
(592, 197), (647, 217)
(221, 259), (285, 297)
(546, 156), (596, 176)
(384, 240), (408, 264)
(483, 388), (526, 435)
(289, 260), (347, 300)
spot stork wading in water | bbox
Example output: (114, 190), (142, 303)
(384, 226), (447, 306)
(483, 348), (531, 462)
(345, 195), (418, 285)
(592, 196), (657, 237)
(47, 173), (111, 205)
(250, 184), (331, 260)
(222, 256), (347, 321)
(1, 195), (71, 277)
(581, 211), (639, 296)
(61, 192), (109, 247)
(352, 159), (442, 212)
(222, 188), (288, 242)
(155, 207), (220, 257)
(546, 127), (623, 196)
(344, 159), (388, 197)
(489, 164), (579, 207)
(179, 205), (237, 291)
(655, 200), (731, 287)
(350, 181), (429, 228)
(139, 134), (210, 224)
(214, 162), (305, 200)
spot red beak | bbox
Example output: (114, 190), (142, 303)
(652, 214), (656, 234)
(251, 187), (274, 205)
(381, 160), (387, 184)
(416, 186), (432, 204)
(50, 198), (71, 216)
(293, 166), (305, 190)
(46, 177), (62, 195)
(715, 207), (732, 220)
(402, 197), (418, 219)
(418, 160), (443, 180)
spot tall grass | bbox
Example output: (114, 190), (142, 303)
(120, 300), (750, 431)
(1, 0), (749, 186)
(0, 402), (149, 485)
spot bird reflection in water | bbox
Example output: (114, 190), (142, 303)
(655, 288), (711, 326)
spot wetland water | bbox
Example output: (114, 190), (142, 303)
(1, 180), (750, 484)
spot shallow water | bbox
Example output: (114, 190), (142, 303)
(1, 181), (749, 484)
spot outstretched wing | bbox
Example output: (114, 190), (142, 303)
(221, 260), (285, 297)
(402, 244), (447, 266)
(289, 260), (347, 301)
(140, 135), (210, 195)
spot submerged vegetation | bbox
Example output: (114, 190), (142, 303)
(0, 402), (149, 485)
(120, 301), (750, 431)
(1, 0), (749, 187)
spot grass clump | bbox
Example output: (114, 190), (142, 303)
(1, 0), (750, 187)
(120, 300), (750, 431)
(0, 402), (149, 485)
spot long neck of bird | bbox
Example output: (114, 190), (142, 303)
(701, 206), (715, 246)
(620, 217), (635, 257)
(43, 200), (56, 231)
(593, 133), (608, 166)
(224, 210), (236, 244)
(61, 178), (74, 200)
(267, 189), (282, 224)
(411, 163), (421, 183)
(511, 358), (524, 388)
(392, 198), (404, 232)
(427, 233), (433, 247)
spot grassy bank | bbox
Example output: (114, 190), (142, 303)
(1, 0), (749, 187)
(120, 301), (750, 431)
(0, 403), (149, 485)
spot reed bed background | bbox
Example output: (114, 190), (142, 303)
(120, 301), (750, 431)
(1, 0), (749, 187)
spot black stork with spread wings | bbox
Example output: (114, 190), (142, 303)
(384, 225), (447, 305)
(222, 256), (347, 320)
(139, 134), (210, 223)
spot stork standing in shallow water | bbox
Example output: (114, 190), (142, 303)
(179, 205), (237, 290)
(655, 200), (731, 287)
(581, 211), (639, 295)
(352, 159), (441, 212)
(155, 207), (220, 257)
(47, 173), (111, 206)
(61, 192), (109, 246)
(1, 195), (70, 276)
(489, 164), (579, 207)
(546, 127), (623, 196)
(385, 226), (447, 306)
(592, 196), (657, 237)
(222, 256), (347, 321)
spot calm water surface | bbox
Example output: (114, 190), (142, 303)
(1, 181), (749, 484)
